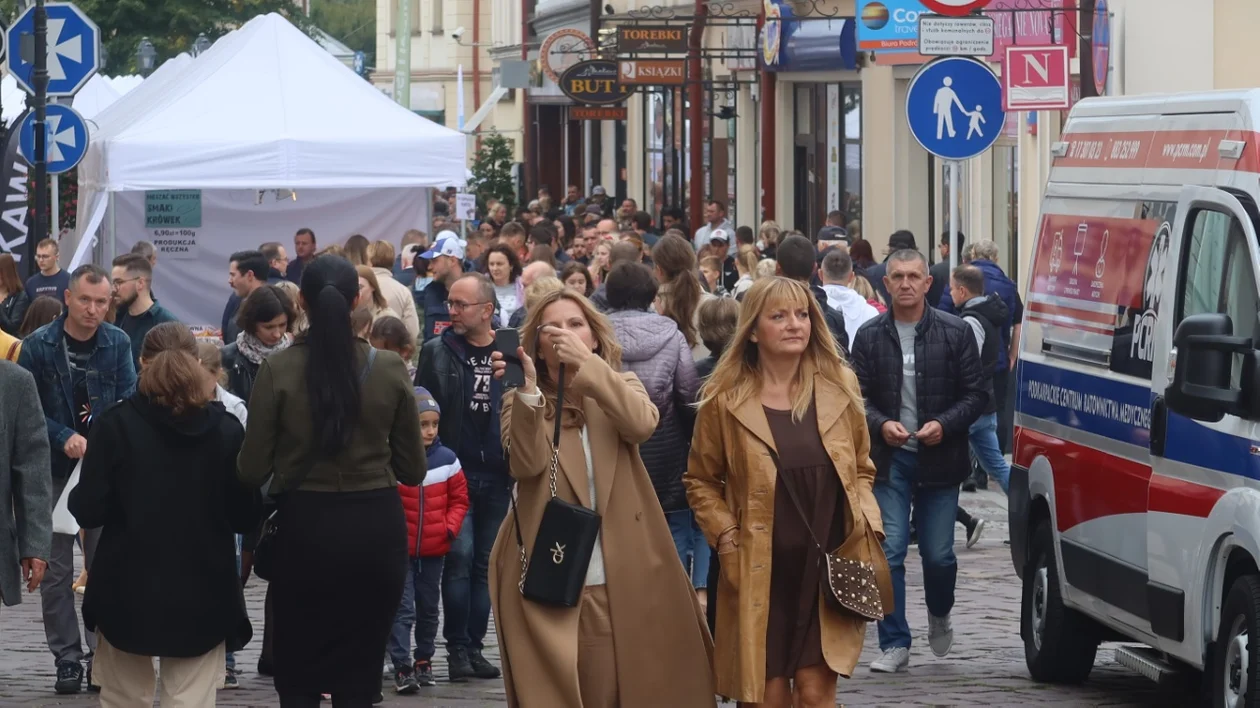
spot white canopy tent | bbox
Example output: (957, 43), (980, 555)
(73, 13), (466, 330)
(71, 74), (123, 120)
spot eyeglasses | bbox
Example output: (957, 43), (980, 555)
(111, 277), (140, 288)
(445, 300), (490, 312)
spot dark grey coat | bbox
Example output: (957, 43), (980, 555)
(0, 360), (52, 606)
(607, 309), (700, 511)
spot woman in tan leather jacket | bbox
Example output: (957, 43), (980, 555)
(685, 277), (891, 707)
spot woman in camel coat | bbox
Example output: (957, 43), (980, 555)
(685, 277), (891, 707)
(489, 288), (716, 708)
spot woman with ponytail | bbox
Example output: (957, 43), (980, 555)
(651, 233), (712, 358)
(69, 322), (261, 705)
(237, 254), (424, 707)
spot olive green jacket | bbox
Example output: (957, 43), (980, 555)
(238, 341), (425, 493)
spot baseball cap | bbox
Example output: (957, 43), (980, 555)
(591, 185), (607, 196)
(414, 387), (441, 415)
(709, 228), (729, 244)
(420, 231), (466, 260)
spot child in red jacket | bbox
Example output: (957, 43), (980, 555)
(390, 387), (469, 693)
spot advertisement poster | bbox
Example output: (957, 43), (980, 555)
(856, 0), (924, 53)
(145, 190), (202, 260)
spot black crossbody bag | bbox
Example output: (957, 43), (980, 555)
(253, 347), (377, 582)
(507, 364), (602, 607)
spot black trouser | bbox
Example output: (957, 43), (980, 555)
(706, 547), (719, 637)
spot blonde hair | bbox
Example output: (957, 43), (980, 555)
(196, 340), (227, 387)
(699, 277), (858, 422)
(524, 275), (565, 312)
(736, 244), (759, 276)
(754, 258), (777, 280)
(273, 280), (308, 333)
(759, 220), (782, 247)
(519, 289), (623, 428)
(851, 273), (882, 305)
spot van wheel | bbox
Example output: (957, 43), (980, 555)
(1023, 519), (1098, 684)
(1212, 575), (1260, 708)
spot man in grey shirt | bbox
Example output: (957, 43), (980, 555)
(849, 249), (987, 675)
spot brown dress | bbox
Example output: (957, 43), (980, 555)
(764, 402), (848, 679)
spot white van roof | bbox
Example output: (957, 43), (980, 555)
(1052, 89), (1260, 187)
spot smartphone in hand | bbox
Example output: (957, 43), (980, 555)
(495, 328), (525, 388)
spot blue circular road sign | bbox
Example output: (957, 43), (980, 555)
(906, 56), (1006, 161)
(19, 104), (90, 174)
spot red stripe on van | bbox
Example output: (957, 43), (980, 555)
(1054, 129), (1260, 172)
(1015, 426), (1224, 529)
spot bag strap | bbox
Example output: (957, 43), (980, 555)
(768, 448), (828, 558)
(274, 346), (378, 495)
(508, 363), (566, 592)
(5, 339), (17, 362)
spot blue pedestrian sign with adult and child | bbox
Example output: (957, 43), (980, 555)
(7, 2), (101, 96)
(19, 103), (89, 174)
(906, 56), (1006, 161)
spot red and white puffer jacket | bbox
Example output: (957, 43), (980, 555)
(399, 439), (469, 558)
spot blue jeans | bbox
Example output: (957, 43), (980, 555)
(442, 476), (512, 653)
(666, 509), (711, 590)
(389, 556), (445, 668)
(874, 449), (960, 650)
(969, 412), (1010, 495)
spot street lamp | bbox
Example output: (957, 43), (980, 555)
(136, 37), (157, 76)
(192, 33), (212, 57)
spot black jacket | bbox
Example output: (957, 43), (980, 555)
(958, 294), (1009, 415)
(809, 283), (850, 356)
(69, 394), (261, 657)
(927, 260), (951, 308)
(415, 330), (507, 481)
(850, 305), (988, 487)
(0, 291), (29, 336)
(220, 344), (260, 404)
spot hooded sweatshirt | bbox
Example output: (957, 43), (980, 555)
(607, 309), (700, 511)
(821, 283), (879, 342)
(959, 293), (1009, 415)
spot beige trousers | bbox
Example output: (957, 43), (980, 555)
(94, 632), (225, 708)
(577, 584), (619, 708)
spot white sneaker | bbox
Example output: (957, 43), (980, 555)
(869, 647), (910, 673)
(966, 518), (986, 548)
(928, 613), (954, 657)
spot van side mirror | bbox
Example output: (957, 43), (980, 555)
(1165, 313), (1252, 422)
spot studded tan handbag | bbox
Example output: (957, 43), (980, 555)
(779, 473), (887, 622)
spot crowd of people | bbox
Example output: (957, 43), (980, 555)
(0, 188), (1025, 707)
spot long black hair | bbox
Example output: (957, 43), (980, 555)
(300, 255), (363, 456)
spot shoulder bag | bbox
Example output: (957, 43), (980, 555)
(253, 347), (377, 582)
(774, 449), (886, 621)
(507, 364), (602, 607)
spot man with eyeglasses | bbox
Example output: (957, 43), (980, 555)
(25, 239), (71, 305)
(110, 254), (178, 371)
(414, 272), (506, 683)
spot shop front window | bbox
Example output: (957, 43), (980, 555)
(793, 82), (861, 239)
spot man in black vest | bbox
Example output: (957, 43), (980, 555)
(950, 264), (1010, 494)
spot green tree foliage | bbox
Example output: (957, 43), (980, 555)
(470, 134), (517, 214)
(68, 0), (315, 74)
(311, 0), (375, 65)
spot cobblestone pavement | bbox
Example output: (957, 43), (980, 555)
(0, 489), (1200, 706)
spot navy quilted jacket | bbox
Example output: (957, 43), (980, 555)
(607, 309), (700, 511)
(850, 305), (988, 488)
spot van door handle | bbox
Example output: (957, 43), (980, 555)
(1150, 395), (1168, 457)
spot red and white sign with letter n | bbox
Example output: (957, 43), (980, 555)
(1003, 45), (1070, 111)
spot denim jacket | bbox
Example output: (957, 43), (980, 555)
(17, 316), (137, 478)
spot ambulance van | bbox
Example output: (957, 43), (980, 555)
(1011, 90), (1260, 704)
